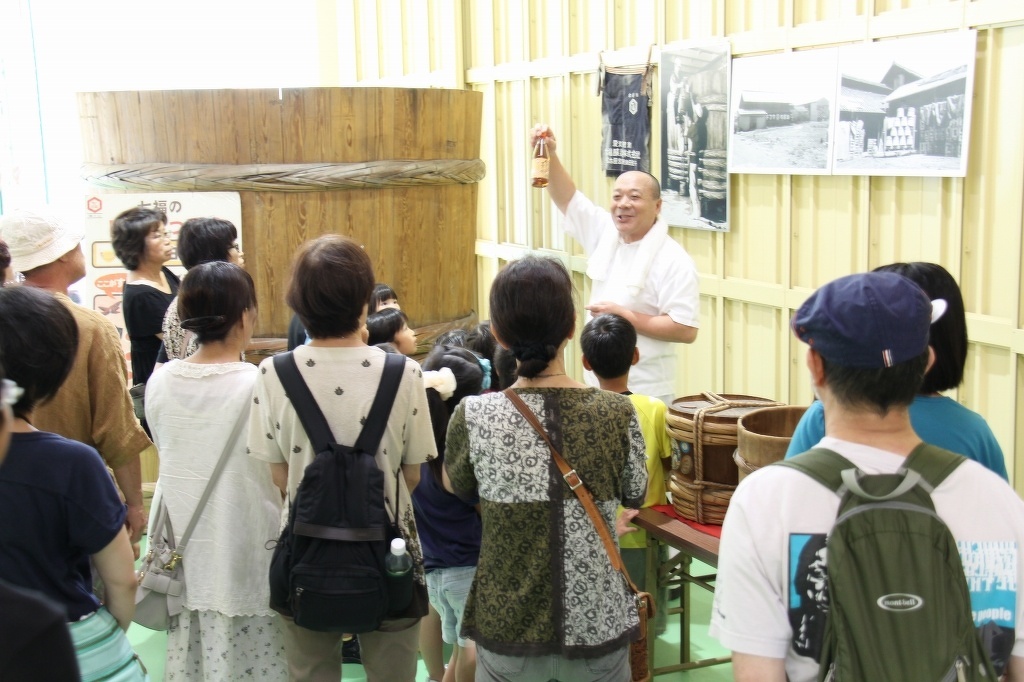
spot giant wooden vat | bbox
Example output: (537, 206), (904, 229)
(77, 88), (484, 337)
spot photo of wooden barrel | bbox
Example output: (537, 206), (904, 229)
(666, 392), (781, 525)
(734, 405), (807, 483)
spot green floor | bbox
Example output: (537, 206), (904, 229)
(129, 546), (732, 680)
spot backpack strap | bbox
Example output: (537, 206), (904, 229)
(354, 353), (406, 455)
(273, 351), (335, 452)
(776, 447), (855, 494)
(272, 351), (406, 453)
(778, 443), (967, 496)
(901, 442), (965, 490)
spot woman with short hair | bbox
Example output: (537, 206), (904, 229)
(111, 207), (179, 387)
(0, 285), (146, 681)
(248, 235), (436, 681)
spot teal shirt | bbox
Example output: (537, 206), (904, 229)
(785, 395), (1008, 481)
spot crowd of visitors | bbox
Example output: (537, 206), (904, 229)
(0, 133), (1020, 682)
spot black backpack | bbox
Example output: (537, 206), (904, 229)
(779, 444), (999, 681)
(268, 351), (415, 633)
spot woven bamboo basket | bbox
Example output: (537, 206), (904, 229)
(667, 392), (782, 524)
(734, 405), (807, 484)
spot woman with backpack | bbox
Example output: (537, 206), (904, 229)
(248, 235), (436, 681)
(443, 255), (648, 681)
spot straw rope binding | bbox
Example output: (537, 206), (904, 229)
(667, 392), (782, 524)
(81, 159), (486, 193)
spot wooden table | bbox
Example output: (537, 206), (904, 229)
(632, 507), (731, 676)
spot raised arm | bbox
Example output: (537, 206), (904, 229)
(530, 124), (577, 214)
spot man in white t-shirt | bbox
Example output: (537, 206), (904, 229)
(710, 272), (1024, 681)
(530, 125), (700, 404)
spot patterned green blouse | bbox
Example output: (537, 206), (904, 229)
(445, 387), (648, 658)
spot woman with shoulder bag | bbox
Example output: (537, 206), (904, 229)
(144, 262), (286, 680)
(443, 256), (649, 682)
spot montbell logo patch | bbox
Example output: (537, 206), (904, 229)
(877, 594), (924, 611)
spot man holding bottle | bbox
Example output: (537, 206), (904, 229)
(529, 125), (700, 405)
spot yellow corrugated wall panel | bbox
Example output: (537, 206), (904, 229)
(724, 300), (788, 400)
(310, 0), (1024, 483)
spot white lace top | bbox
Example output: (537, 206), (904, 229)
(145, 360), (282, 616)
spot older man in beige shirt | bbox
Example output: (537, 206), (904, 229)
(0, 209), (153, 546)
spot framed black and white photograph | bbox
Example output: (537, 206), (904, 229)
(728, 48), (838, 175)
(659, 40), (731, 231)
(831, 31), (976, 177)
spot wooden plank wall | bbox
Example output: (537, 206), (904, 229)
(78, 87), (482, 336)
(313, 0), (1024, 492)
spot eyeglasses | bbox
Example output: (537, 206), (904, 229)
(1, 379), (23, 407)
(229, 243), (241, 251)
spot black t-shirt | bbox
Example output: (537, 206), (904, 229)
(123, 266), (180, 385)
(0, 579), (79, 681)
(0, 432), (126, 621)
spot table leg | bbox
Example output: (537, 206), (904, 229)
(645, 533), (658, 674)
(680, 553), (692, 664)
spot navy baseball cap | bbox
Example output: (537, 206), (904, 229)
(792, 272), (947, 368)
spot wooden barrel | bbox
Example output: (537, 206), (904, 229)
(76, 88), (484, 338)
(667, 392), (781, 524)
(735, 405), (807, 483)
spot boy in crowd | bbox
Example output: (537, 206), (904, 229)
(580, 313), (672, 632)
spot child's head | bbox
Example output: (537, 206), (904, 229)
(435, 328), (468, 347)
(366, 307), (416, 355)
(371, 283), (399, 312)
(422, 345), (485, 411)
(422, 345), (485, 478)
(493, 345), (518, 389)
(580, 313), (638, 380)
(466, 321), (499, 389)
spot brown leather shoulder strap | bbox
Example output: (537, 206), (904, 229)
(503, 388), (638, 591)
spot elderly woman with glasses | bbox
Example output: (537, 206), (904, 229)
(111, 206), (179, 389)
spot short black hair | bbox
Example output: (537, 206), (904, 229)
(435, 328), (468, 347)
(493, 345), (518, 389)
(287, 235), (374, 339)
(822, 350), (928, 416)
(366, 307), (408, 346)
(111, 206), (166, 270)
(422, 345), (484, 481)
(177, 262), (256, 344)
(489, 256), (575, 379)
(580, 313), (637, 380)
(872, 262), (965, 393)
(0, 286), (78, 419)
(177, 217), (237, 269)
(371, 283), (398, 312)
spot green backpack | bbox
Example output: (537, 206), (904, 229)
(780, 444), (998, 682)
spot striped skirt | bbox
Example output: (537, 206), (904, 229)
(68, 608), (148, 682)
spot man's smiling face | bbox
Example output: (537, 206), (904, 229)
(610, 171), (662, 244)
